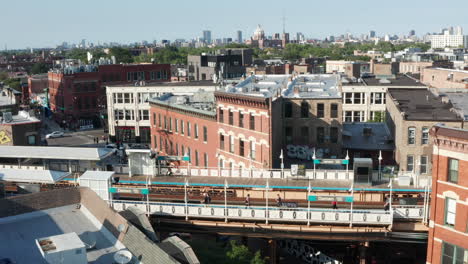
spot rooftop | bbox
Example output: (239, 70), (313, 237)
(149, 91), (216, 116)
(108, 80), (217, 88)
(342, 74), (425, 87)
(224, 74), (341, 99)
(342, 123), (394, 151)
(0, 146), (115, 161)
(0, 205), (120, 264)
(442, 92), (468, 121)
(0, 168), (70, 183)
(387, 88), (463, 121)
(0, 111), (40, 125)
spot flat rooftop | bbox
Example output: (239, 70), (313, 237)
(0, 146), (115, 161)
(1, 111), (40, 125)
(149, 91), (216, 116)
(0, 205), (120, 264)
(224, 74), (340, 99)
(108, 80), (217, 88)
(443, 92), (468, 121)
(342, 123), (394, 151)
(388, 88), (462, 121)
(342, 74), (425, 87)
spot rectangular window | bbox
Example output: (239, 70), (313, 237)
(203, 126), (207, 142)
(169, 117), (172, 131)
(204, 153), (208, 168)
(27, 135), (36, 145)
(229, 136), (234, 153)
(317, 103), (324, 118)
(117, 93), (123, 104)
(229, 111), (234, 125)
(250, 141), (256, 160)
(164, 116), (167, 129)
(330, 104), (338, 118)
(220, 134), (225, 150)
(406, 155), (414, 172)
(285, 126), (293, 144)
(194, 124), (199, 139)
(249, 114), (255, 130)
(317, 127), (325, 143)
(420, 156), (428, 174)
(284, 103), (292, 118)
(154, 135), (157, 149)
(344, 111), (352, 122)
(330, 127), (338, 143)
(445, 198), (456, 227)
(140, 110), (149, 120)
(153, 113), (156, 126)
(301, 102), (309, 118)
(187, 121), (191, 137)
(448, 158), (459, 183)
(345, 93), (352, 104)
(219, 109), (224, 123)
(181, 120), (185, 135)
(124, 93), (131, 103)
(353, 111), (362, 122)
(239, 140), (245, 157)
(195, 150), (199, 166)
(441, 242), (467, 264)
(421, 127), (429, 144)
(408, 127), (416, 145)
(175, 118), (179, 132)
(353, 93), (363, 104)
(239, 112), (244, 128)
(158, 114), (161, 128)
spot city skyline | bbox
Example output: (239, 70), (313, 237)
(3, 0), (468, 49)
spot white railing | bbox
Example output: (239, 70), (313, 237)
(111, 200), (391, 226)
(162, 166), (354, 180)
(393, 205), (425, 220)
(0, 164), (45, 170)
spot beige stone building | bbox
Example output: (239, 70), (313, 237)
(421, 67), (468, 89)
(399, 61), (433, 74)
(386, 88), (463, 176)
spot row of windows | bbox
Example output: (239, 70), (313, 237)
(74, 82), (97, 93)
(153, 113), (208, 142)
(406, 155), (428, 174)
(285, 126), (339, 144)
(343, 111), (386, 122)
(407, 127), (429, 145)
(441, 241), (467, 264)
(114, 109), (149, 121)
(113, 92), (167, 104)
(343, 92), (386, 105)
(75, 97), (97, 110)
(284, 102), (338, 119)
(219, 135), (256, 160)
(126, 70), (169, 82)
(154, 135), (209, 167)
(219, 109), (256, 131)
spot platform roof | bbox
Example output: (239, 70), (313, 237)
(0, 146), (114, 161)
(79, 171), (115, 181)
(0, 168), (70, 183)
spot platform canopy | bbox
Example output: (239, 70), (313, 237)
(0, 146), (115, 161)
(0, 168), (70, 183)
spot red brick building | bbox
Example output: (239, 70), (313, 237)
(149, 92), (218, 167)
(48, 63), (170, 129)
(427, 125), (468, 264)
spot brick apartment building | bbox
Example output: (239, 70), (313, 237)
(385, 89), (463, 176)
(426, 125), (468, 264)
(48, 63), (170, 129)
(150, 74), (343, 169)
(421, 68), (468, 89)
(149, 91), (218, 167)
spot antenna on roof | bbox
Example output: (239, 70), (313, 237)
(282, 10), (286, 34)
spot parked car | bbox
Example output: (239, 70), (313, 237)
(45, 131), (64, 139)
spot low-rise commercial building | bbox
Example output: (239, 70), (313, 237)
(426, 125), (468, 264)
(0, 111), (41, 146)
(421, 68), (468, 89)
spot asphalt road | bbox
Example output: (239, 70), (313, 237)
(45, 129), (108, 147)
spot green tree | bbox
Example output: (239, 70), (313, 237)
(66, 48), (88, 62)
(3, 78), (21, 91)
(109, 47), (134, 63)
(30, 63), (49, 74)
(226, 240), (266, 264)
(0, 72), (8, 81)
(251, 251), (266, 264)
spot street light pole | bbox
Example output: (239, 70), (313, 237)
(279, 149), (284, 179)
(185, 178), (189, 220)
(265, 179), (269, 224)
(378, 150), (383, 181)
(349, 181), (354, 227)
(307, 181), (311, 226)
(224, 179), (228, 223)
(312, 149), (316, 180)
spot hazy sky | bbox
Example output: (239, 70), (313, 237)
(3, 0), (468, 49)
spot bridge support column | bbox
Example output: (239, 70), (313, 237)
(359, 241), (370, 264)
(268, 239), (278, 264)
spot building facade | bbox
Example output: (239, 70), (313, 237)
(386, 89), (463, 176)
(426, 125), (468, 264)
(48, 63), (171, 129)
(107, 81), (218, 143)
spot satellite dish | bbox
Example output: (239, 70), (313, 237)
(114, 249), (133, 264)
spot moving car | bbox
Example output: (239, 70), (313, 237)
(45, 131), (64, 139)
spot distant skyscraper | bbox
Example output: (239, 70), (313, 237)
(203, 30), (212, 44)
(237, 30), (243, 43)
(296, 32), (305, 42)
(409, 30), (416, 36)
(369, 30), (376, 38)
(81, 39), (86, 48)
